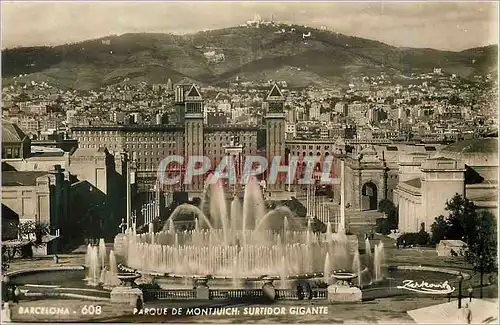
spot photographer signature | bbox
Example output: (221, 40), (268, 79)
(396, 280), (455, 294)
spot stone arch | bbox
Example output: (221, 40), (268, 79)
(361, 181), (378, 211)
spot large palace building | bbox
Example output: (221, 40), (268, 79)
(72, 84), (290, 196)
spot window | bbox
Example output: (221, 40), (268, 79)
(5, 148), (12, 158)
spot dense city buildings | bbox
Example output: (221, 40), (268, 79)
(2, 64), (498, 242)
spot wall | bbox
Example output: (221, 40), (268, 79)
(1, 175), (53, 225)
(68, 155), (108, 194)
(421, 159), (465, 232)
(396, 183), (422, 233)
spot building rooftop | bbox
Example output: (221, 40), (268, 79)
(2, 171), (50, 186)
(441, 138), (498, 154)
(403, 178), (421, 189)
(71, 148), (107, 157)
(2, 119), (27, 143)
(437, 138), (498, 166)
(438, 239), (467, 247)
(31, 146), (65, 153)
(2, 204), (19, 219)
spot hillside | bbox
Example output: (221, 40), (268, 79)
(2, 25), (497, 90)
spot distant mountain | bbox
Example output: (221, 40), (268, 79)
(2, 25), (497, 90)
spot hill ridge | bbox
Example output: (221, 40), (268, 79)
(2, 25), (497, 90)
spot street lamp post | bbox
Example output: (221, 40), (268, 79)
(476, 225), (485, 299)
(479, 253), (484, 299)
(457, 274), (464, 309)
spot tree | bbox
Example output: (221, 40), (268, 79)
(375, 199), (398, 235)
(430, 215), (449, 244)
(466, 210), (497, 273)
(430, 194), (477, 242)
(430, 194), (497, 272)
(444, 194), (477, 242)
(18, 221), (50, 246)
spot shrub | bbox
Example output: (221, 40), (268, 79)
(375, 205), (399, 235)
(397, 230), (430, 247)
(375, 217), (392, 235)
(378, 199), (395, 214)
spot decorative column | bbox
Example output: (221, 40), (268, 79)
(155, 181), (160, 219)
(405, 199), (410, 233)
(125, 153), (131, 230)
(339, 159), (346, 233)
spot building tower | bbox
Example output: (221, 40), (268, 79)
(183, 84), (204, 193)
(264, 84), (286, 191)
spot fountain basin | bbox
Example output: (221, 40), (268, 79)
(327, 285), (362, 302)
(7, 265), (469, 304)
(331, 272), (358, 281)
(117, 273), (141, 286)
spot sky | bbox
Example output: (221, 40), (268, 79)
(1, 1), (498, 51)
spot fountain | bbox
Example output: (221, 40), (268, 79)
(85, 243), (121, 288)
(98, 239), (106, 270)
(326, 270), (362, 302)
(373, 241), (385, 282)
(116, 176), (384, 301)
(85, 239), (142, 305)
(102, 250), (121, 288)
(365, 238), (372, 257)
(352, 251), (362, 288)
(323, 253), (331, 285)
(110, 272), (143, 305)
(85, 246), (101, 286)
